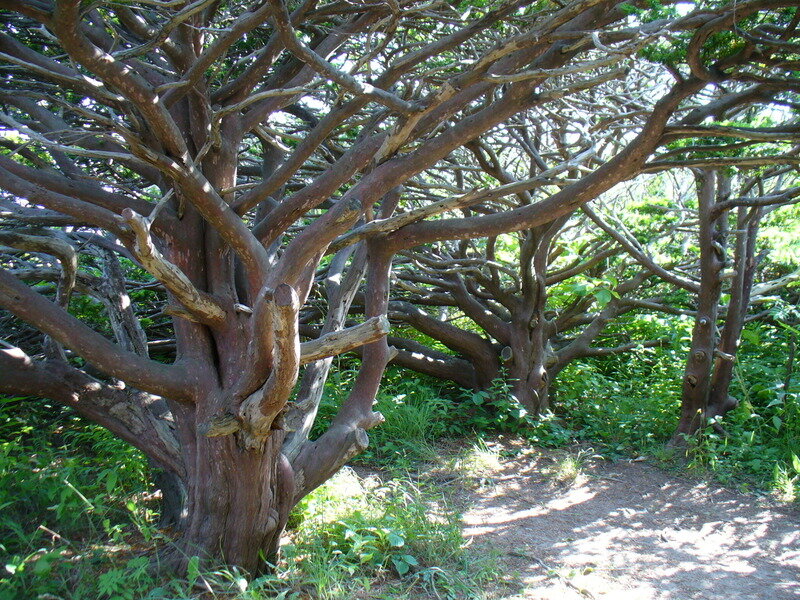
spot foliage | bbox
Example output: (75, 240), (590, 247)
(462, 374), (531, 434)
(683, 321), (800, 491)
(0, 381), (492, 599)
(555, 344), (684, 455)
(549, 317), (800, 492)
(0, 398), (155, 599)
(0, 398), (150, 551)
(313, 365), (461, 469)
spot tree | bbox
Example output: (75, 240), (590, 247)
(0, 0), (797, 573)
(387, 212), (668, 411)
(584, 163), (800, 442)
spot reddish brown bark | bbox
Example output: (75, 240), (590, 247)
(673, 172), (725, 441)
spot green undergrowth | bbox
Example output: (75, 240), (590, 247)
(541, 322), (800, 497)
(0, 398), (158, 599)
(0, 387), (495, 600)
(313, 364), (531, 470)
(684, 323), (800, 496)
(284, 467), (495, 599)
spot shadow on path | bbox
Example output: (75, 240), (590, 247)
(460, 447), (800, 600)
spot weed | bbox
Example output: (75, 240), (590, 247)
(313, 365), (460, 469)
(449, 440), (503, 479)
(547, 449), (591, 486)
(463, 375), (530, 435)
(771, 462), (797, 502)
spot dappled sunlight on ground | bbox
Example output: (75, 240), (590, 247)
(458, 443), (800, 600)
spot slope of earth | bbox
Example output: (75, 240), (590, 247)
(456, 444), (800, 600)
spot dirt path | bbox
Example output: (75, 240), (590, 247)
(455, 445), (800, 600)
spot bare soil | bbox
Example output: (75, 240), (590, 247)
(452, 443), (800, 600)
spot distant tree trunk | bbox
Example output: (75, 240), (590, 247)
(506, 221), (567, 413)
(706, 206), (762, 419)
(505, 295), (550, 413)
(507, 332), (550, 413)
(673, 171), (726, 443)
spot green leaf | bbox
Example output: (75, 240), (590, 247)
(105, 470), (118, 495)
(387, 532), (405, 548)
(791, 454), (800, 473)
(772, 416), (782, 431)
(593, 288), (614, 307)
(187, 555), (200, 586)
(391, 557), (410, 576)
(33, 556), (52, 576)
(741, 329), (760, 345)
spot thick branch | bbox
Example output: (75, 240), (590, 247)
(239, 284), (300, 444)
(0, 347), (182, 475)
(300, 315), (389, 364)
(122, 208), (226, 325)
(0, 268), (192, 401)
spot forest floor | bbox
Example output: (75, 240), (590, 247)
(422, 440), (800, 600)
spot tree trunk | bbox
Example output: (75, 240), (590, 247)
(153, 468), (187, 529)
(165, 428), (293, 574)
(672, 172), (725, 444)
(707, 206), (761, 419)
(508, 316), (550, 414)
(507, 223), (561, 414)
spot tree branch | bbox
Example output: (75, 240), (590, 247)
(238, 284), (300, 445)
(300, 315), (389, 364)
(122, 208), (226, 325)
(0, 268), (193, 401)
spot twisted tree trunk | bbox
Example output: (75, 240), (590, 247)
(673, 172), (725, 443)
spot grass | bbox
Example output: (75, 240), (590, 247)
(285, 467), (495, 599)
(448, 440), (503, 479)
(313, 365), (462, 470)
(546, 450), (591, 486)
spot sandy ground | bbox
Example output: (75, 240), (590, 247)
(455, 445), (800, 600)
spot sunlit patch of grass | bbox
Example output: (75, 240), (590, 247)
(286, 467), (495, 599)
(771, 463), (797, 502)
(547, 450), (590, 486)
(453, 440), (503, 478)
